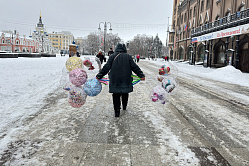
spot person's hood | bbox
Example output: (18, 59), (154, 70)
(114, 43), (127, 53)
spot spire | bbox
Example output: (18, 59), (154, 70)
(37, 11), (44, 28)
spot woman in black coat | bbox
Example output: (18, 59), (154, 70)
(96, 43), (145, 117)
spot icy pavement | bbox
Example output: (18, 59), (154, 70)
(0, 57), (248, 165)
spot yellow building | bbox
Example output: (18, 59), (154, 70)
(48, 31), (74, 53)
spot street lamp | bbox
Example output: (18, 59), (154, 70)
(98, 22), (112, 54)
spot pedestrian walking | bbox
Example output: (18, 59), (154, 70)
(96, 50), (104, 64)
(108, 48), (114, 56)
(164, 56), (167, 61)
(96, 43), (145, 117)
(136, 54), (140, 63)
(134, 55), (137, 62)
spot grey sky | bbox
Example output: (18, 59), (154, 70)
(0, 0), (173, 45)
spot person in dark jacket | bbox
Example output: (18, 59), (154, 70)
(108, 48), (114, 56)
(96, 51), (104, 64)
(96, 43), (145, 117)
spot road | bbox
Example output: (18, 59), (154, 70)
(0, 60), (248, 166)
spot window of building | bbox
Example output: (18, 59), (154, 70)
(190, 9), (192, 19)
(226, 11), (231, 22)
(215, 15), (220, 20)
(206, 0), (210, 9)
(239, 6), (245, 12)
(181, 15), (183, 23)
(16, 40), (19, 45)
(194, 6), (196, 16)
(2, 39), (4, 43)
(184, 13), (187, 22)
(201, 0), (204, 12)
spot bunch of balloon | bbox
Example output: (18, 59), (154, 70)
(150, 61), (179, 105)
(61, 56), (106, 108)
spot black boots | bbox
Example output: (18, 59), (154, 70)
(115, 109), (120, 117)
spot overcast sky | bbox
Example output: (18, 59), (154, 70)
(0, 0), (173, 45)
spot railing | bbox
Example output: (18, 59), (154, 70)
(191, 8), (249, 37)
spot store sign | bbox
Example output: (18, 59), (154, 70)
(192, 23), (249, 43)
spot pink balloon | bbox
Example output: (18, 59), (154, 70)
(69, 99), (85, 108)
(69, 68), (88, 86)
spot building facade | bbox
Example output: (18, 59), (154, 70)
(0, 31), (39, 53)
(31, 13), (53, 53)
(48, 31), (74, 54)
(75, 37), (84, 54)
(170, 0), (249, 73)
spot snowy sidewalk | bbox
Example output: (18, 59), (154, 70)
(2, 57), (248, 165)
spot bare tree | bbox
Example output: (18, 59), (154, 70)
(128, 34), (154, 57)
(128, 34), (165, 59)
(83, 32), (100, 55)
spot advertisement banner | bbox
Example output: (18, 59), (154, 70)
(192, 23), (249, 43)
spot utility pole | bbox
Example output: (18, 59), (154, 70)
(98, 22), (112, 54)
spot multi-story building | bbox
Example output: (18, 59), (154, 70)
(48, 31), (74, 54)
(170, 0), (249, 73)
(0, 30), (39, 53)
(31, 12), (53, 53)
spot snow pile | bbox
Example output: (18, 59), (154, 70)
(204, 65), (249, 86)
(164, 60), (249, 87)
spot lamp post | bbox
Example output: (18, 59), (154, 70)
(166, 17), (172, 58)
(98, 22), (112, 54)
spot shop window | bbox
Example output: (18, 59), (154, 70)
(217, 44), (225, 63)
(198, 45), (205, 62)
(242, 42), (249, 49)
(179, 47), (184, 59)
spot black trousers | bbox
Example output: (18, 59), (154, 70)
(112, 93), (129, 110)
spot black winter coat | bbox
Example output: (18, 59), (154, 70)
(96, 45), (145, 93)
(108, 50), (114, 56)
(96, 53), (104, 62)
